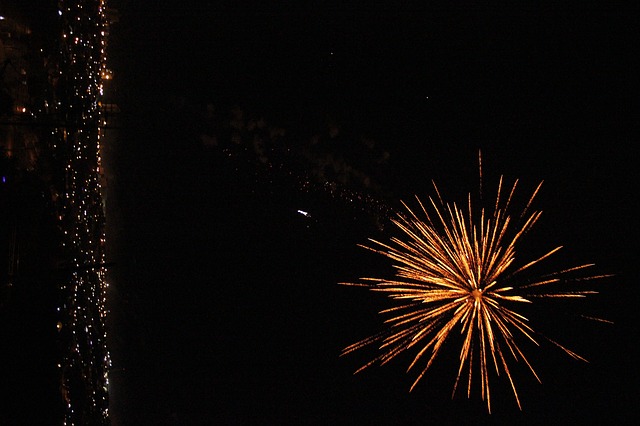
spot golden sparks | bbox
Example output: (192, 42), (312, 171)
(341, 174), (611, 413)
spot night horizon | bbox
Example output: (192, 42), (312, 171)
(1, 1), (638, 424)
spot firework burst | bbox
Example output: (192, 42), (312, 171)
(341, 167), (611, 413)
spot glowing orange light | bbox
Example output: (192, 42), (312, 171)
(342, 167), (611, 413)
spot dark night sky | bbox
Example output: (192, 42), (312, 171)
(18, 1), (640, 424)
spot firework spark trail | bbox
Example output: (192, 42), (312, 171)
(341, 175), (611, 413)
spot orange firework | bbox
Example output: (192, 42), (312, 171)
(341, 169), (611, 413)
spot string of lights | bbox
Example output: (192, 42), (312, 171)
(54, 1), (111, 424)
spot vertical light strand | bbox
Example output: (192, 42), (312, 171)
(55, 1), (111, 424)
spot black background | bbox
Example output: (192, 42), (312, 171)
(14, 1), (640, 424)
(112, 2), (638, 425)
